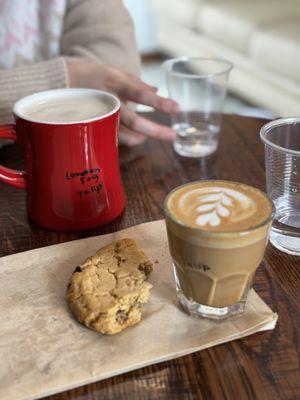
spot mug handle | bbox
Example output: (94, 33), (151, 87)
(0, 124), (26, 189)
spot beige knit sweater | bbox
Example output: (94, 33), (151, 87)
(0, 0), (140, 123)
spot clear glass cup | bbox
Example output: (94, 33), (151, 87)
(260, 118), (300, 255)
(163, 57), (233, 158)
(164, 181), (275, 320)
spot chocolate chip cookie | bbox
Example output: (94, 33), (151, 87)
(67, 238), (153, 335)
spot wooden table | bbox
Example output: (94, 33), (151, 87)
(0, 113), (299, 400)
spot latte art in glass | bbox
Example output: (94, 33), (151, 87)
(179, 187), (256, 227)
(167, 181), (272, 232)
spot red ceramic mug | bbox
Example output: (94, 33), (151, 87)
(0, 88), (125, 230)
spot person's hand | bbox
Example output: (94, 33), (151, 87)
(67, 61), (178, 145)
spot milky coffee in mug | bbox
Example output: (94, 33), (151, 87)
(21, 94), (114, 123)
(164, 180), (274, 319)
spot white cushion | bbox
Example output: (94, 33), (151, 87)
(152, 0), (204, 29)
(250, 22), (300, 82)
(197, 0), (300, 53)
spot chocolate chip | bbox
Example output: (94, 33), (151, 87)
(116, 309), (128, 324)
(74, 266), (82, 273)
(138, 261), (153, 276)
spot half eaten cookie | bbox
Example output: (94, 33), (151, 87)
(67, 238), (153, 335)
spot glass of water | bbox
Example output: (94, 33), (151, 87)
(260, 118), (300, 255)
(163, 57), (233, 158)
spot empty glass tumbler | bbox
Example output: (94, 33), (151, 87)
(163, 57), (233, 158)
(260, 118), (300, 255)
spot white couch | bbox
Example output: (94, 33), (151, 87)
(152, 0), (300, 117)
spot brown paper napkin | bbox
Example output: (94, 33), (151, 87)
(0, 220), (277, 400)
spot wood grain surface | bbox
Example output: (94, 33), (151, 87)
(0, 113), (299, 400)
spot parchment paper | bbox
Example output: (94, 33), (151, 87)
(0, 220), (277, 400)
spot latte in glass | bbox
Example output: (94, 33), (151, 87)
(164, 180), (275, 319)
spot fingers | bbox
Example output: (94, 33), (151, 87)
(119, 124), (147, 146)
(112, 73), (179, 113)
(149, 85), (158, 93)
(121, 83), (179, 113)
(124, 73), (158, 93)
(105, 68), (179, 113)
(132, 79), (158, 93)
(121, 105), (176, 141)
(106, 68), (158, 95)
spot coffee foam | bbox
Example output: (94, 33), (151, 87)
(20, 94), (114, 123)
(180, 186), (255, 227)
(167, 181), (273, 232)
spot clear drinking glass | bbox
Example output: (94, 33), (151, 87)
(260, 118), (300, 255)
(163, 57), (233, 158)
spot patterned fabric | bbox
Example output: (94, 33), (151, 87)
(0, 0), (67, 69)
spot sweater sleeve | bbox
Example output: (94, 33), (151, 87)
(61, 0), (141, 76)
(0, 58), (68, 123)
(0, 0), (140, 124)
